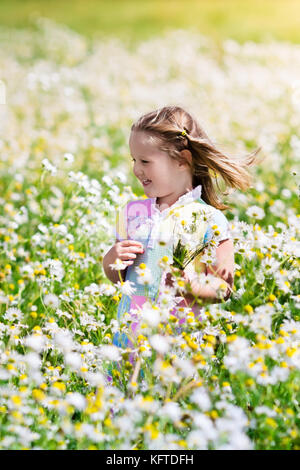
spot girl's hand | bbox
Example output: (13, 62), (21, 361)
(111, 240), (144, 267)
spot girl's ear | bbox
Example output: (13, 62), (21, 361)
(179, 149), (193, 168)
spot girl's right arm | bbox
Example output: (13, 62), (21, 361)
(102, 240), (144, 284)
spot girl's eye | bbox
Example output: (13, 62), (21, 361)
(131, 159), (148, 164)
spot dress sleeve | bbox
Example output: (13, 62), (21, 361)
(115, 202), (128, 242)
(203, 208), (232, 244)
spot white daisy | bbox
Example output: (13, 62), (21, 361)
(109, 258), (128, 270)
(66, 392), (86, 411)
(99, 345), (121, 361)
(136, 271), (153, 286)
(149, 334), (170, 354)
(140, 305), (160, 327)
(4, 307), (23, 322)
(246, 205), (265, 220)
(116, 280), (136, 296)
(43, 293), (60, 309)
(63, 152), (74, 163)
(41, 158), (57, 175)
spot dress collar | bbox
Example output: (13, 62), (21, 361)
(151, 184), (202, 215)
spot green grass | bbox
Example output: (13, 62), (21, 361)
(0, 0), (300, 44)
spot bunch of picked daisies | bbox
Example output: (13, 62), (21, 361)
(171, 209), (210, 271)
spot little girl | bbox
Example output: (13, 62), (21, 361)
(103, 105), (260, 355)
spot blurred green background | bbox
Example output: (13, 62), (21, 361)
(0, 0), (300, 44)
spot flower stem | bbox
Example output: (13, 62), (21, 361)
(130, 357), (141, 384)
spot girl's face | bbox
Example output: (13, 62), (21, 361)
(129, 130), (193, 208)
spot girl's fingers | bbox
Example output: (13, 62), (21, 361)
(121, 240), (144, 249)
(120, 246), (144, 255)
(118, 252), (139, 261)
(117, 241), (144, 264)
(123, 253), (137, 259)
(120, 241), (144, 253)
(128, 246), (144, 253)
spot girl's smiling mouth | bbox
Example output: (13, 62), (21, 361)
(142, 179), (152, 186)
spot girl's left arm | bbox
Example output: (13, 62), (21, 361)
(185, 238), (235, 303)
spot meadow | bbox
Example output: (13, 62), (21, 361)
(1, 0), (300, 44)
(0, 14), (299, 449)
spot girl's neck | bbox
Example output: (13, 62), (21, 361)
(155, 186), (194, 212)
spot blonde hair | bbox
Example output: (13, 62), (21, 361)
(131, 105), (262, 210)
